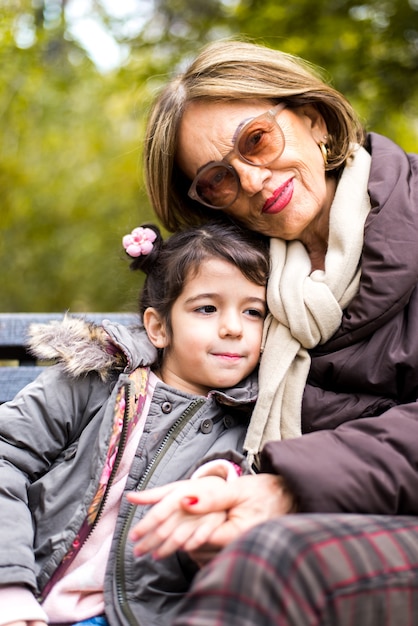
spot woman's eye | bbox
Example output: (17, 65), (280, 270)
(242, 128), (267, 156)
(210, 169), (228, 186)
(249, 130), (263, 147)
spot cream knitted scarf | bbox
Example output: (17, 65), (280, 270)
(244, 146), (372, 466)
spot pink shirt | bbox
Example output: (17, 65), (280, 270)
(0, 372), (157, 626)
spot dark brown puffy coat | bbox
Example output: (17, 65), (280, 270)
(260, 133), (418, 515)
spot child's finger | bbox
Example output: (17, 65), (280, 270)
(133, 513), (202, 557)
(127, 480), (188, 506)
(129, 489), (193, 542)
(149, 512), (226, 559)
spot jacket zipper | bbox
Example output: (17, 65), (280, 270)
(114, 397), (205, 625)
(38, 381), (133, 602)
(86, 381), (133, 535)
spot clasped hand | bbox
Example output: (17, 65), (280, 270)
(127, 473), (294, 566)
(5, 621), (46, 626)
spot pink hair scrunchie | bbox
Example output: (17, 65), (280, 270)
(122, 227), (157, 257)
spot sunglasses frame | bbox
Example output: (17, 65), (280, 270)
(187, 102), (287, 210)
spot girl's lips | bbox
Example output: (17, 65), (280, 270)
(213, 353), (242, 361)
(262, 178), (294, 214)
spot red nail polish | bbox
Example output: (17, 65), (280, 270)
(183, 496), (199, 505)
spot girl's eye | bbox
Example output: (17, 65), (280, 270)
(245, 308), (265, 318)
(195, 305), (217, 314)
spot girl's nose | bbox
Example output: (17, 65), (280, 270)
(219, 311), (243, 338)
(232, 159), (271, 196)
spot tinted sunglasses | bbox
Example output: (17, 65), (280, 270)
(188, 102), (286, 209)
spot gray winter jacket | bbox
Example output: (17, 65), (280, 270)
(0, 316), (256, 626)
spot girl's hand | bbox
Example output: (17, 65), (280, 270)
(128, 473), (295, 560)
(128, 476), (228, 559)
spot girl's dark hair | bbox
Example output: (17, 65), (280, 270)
(127, 219), (270, 340)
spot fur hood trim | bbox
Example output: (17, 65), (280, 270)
(28, 315), (127, 381)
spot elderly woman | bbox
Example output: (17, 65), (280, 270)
(129, 40), (418, 625)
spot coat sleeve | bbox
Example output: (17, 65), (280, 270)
(0, 366), (108, 591)
(259, 402), (418, 514)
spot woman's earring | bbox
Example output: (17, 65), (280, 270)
(319, 141), (329, 166)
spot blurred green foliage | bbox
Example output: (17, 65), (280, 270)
(1, 0), (417, 312)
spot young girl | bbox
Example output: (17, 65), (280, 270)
(0, 220), (269, 626)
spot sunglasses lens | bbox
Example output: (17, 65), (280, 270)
(237, 116), (284, 165)
(189, 107), (285, 209)
(195, 165), (238, 208)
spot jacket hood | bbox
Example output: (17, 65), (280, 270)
(27, 314), (158, 380)
(27, 315), (259, 404)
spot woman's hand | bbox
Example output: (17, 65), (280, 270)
(128, 476), (228, 559)
(5, 622), (47, 626)
(128, 473), (295, 561)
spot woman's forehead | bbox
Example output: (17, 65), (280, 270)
(177, 99), (272, 173)
(182, 98), (273, 129)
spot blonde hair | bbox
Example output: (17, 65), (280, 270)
(144, 39), (365, 232)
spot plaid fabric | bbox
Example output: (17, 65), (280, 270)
(173, 515), (418, 626)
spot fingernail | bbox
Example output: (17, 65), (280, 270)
(183, 496), (199, 505)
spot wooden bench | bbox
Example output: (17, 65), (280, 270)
(0, 312), (138, 404)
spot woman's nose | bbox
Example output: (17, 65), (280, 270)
(232, 159), (271, 196)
